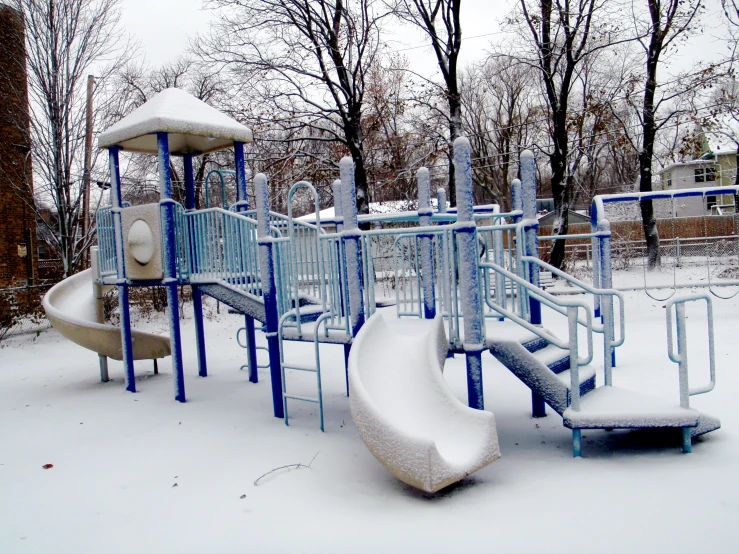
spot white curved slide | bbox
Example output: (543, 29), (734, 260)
(43, 269), (171, 361)
(349, 311), (500, 493)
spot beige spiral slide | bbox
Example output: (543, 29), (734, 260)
(43, 264), (170, 361)
(348, 311), (500, 493)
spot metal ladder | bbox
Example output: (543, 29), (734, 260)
(236, 320), (269, 380)
(277, 311), (342, 432)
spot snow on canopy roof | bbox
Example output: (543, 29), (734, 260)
(98, 88), (253, 155)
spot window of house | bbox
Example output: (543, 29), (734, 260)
(695, 167), (717, 183)
(706, 195), (718, 211)
(666, 178), (672, 188)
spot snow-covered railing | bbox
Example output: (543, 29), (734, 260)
(665, 293), (716, 453)
(479, 260), (595, 398)
(95, 206), (117, 278)
(666, 293), (716, 405)
(95, 202), (131, 280)
(182, 207), (265, 300)
(511, 219), (624, 379)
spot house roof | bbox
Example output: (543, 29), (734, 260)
(98, 88), (253, 155)
(657, 158), (716, 176)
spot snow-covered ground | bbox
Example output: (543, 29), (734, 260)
(1, 277), (738, 553)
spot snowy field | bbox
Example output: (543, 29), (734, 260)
(2, 274), (739, 553)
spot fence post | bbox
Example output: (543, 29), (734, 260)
(417, 167), (436, 319)
(255, 173), (284, 418)
(453, 137), (485, 410)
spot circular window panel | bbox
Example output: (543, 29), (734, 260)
(128, 219), (155, 265)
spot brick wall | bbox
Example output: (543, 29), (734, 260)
(0, 5), (38, 287)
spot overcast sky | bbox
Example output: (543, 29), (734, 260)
(119, 0), (730, 81)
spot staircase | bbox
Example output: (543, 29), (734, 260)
(478, 253), (721, 456)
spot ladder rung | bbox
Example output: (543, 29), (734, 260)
(283, 365), (318, 373)
(284, 394), (319, 404)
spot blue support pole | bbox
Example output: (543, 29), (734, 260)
(437, 187), (447, 214)
(184, 154), (208, 379)
(109, 147), (136, 392)
(157, 133), (186, 402)
(234, 141), (248, 212)
(245, 316), (258, 383)
(340, 157), (365, 337)
(417, 168), (436, 319)
(332, 179), (347, 319)
(184, 154), (195, 211)
(343, 343), (351, 397)
(520, 150), (541, 326)
(255, 173), (284, 418)
(453, 137), (485, 410)
(511, 178), (522, 223)
(520, 151), (546, 418)
(598, 219), (616, 371)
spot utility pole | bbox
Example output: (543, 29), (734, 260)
(82, 74), (94, 267)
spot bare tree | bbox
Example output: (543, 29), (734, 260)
(515, 0), (624, 268)
(2, 0), (130, 277)
(460, 54), (539, 210)
(389, 0), (462, 205)
(631, 0), (704, 268)
(197, 0), (389, 218)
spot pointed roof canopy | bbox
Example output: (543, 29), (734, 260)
(98, 88), (253, 155)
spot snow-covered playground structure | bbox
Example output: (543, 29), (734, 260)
(44, 88), (721, 493)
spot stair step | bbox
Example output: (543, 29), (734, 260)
(547, 356), (571, 375)
(531, 344), (569, 368)
(283, 394), (320, 404)
(555, 366), (596, 407)
(563, 386), (701, 429)
(282, 364), (318, 373)
(521, 336), (549, 354)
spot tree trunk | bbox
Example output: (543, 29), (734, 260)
(448, 92), (461, 205)
(549, 150), (569, 269)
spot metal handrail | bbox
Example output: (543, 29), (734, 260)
(520, 255), (625, 347)
(479, 260), (594, 367)
(666, 293), (716, 409)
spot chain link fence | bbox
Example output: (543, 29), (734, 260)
(0, 284), (53, 342)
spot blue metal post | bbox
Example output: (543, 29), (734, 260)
(511, 178), (522, 223)
(157, 133), (186, 402)
(520, 150), (541, 325)
(520, 150), (545, 418)
(184, 154), (195, 211)
(453, 137), (485, 410)
(417, 168), (436, 319)
(184, 154), (208, 379)
(234, 141), (248, 212)
(343, 343), (351, 397)
(333, 179), (344, 231)
(591, 203), (602, 319)
(340, 157), (365, 337)
(245, 316), (258, 383)
(109, 147), (136, 392)
(437, 188), (447, 213)
(332, 179), (347, 320)
(255, 173), (284, 418)
(599, 219), (616, 370)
